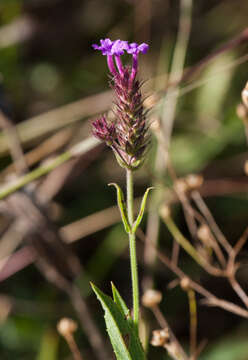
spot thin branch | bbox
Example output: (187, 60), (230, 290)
(137, 229), (248, 319)
(0, 111), (28, 174)
(191, 190), (232, 254)
(0, 90), (112, 156)
(228, 275), (248, 308)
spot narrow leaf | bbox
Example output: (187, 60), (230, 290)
(111, 282), (130, 319)
(132, 187), (154, 233)
(108, 183), (131, 233)
(91, 283), (146, 360)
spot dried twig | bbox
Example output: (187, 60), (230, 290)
(191, 190), (232, 254)
(137, 229), (248, 319)
(0, 110), (28, 174)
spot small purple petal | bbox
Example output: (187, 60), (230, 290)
(138, 43), (149, 54)
(111, 40), (129, 56)
(92, 38), (113, 55)
(127, 42), (149, 55)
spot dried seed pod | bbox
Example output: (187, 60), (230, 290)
(197, 224), (211, 245)
(185, 173), (203, 190)
(57, 318), (78, 338)
(142, 289), (162, 308)
(174, 179), (188, 194)
(180, 277), (191, 292)
(150, 328), (170, 347)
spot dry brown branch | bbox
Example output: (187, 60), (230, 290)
(137, 229), (248, 319)
(191, 190), (232, 254)
(0, 246), (35, 282)
(0, 90), (112, 156)
(228, 275), (248, 308)
(0, 110), (28, 174)
(233, 226), (248, 259)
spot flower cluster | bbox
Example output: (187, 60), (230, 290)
(92, 38), (150, 170)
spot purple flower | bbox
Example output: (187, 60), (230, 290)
(92, 38), (113, 55)
(127, 42), (149, 55)
(111, 40), (129, 56)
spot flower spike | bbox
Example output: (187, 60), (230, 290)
(92, 38), (150, 170)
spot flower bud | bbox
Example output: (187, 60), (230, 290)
(57, 318), (78, 338)
(150, 328), (170, 347)
(142, 289), (162, 308)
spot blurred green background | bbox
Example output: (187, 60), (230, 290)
(0, 0), (248, 359)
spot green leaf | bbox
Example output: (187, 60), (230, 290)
(108, 183), (131, 233)
(111, 282), (130, 319)
(132, 187), (154, 234)
(91, 283), (146, 360)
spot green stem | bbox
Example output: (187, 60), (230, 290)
(126, 169), (139, 333)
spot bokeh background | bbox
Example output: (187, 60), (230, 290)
(0, 0), (248, 359)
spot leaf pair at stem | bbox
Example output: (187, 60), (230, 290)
(108, 182), (154, 234)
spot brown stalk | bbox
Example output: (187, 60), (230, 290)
(0, 110), (28, 175)
(137, 229), (248, 319)
(0, 90), (112, 157)
(191, 190), (232, 254)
